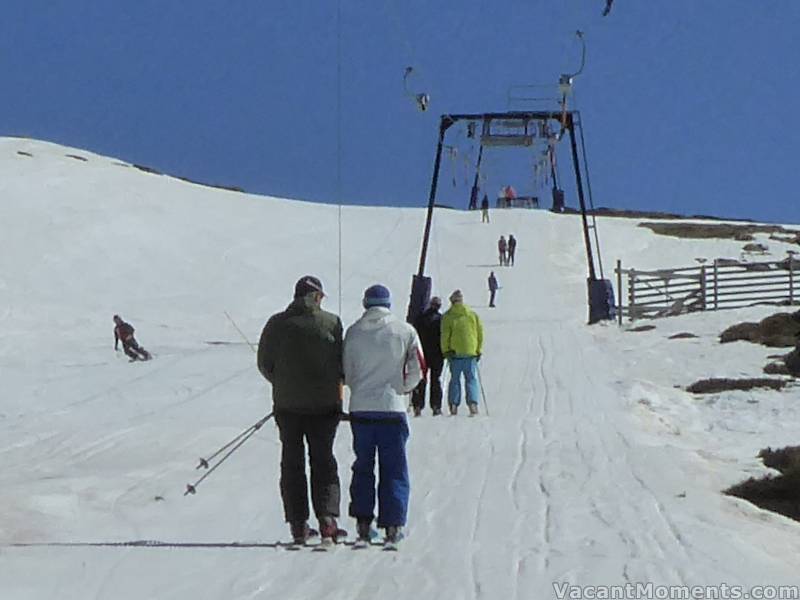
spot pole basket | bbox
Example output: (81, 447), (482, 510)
(406, 274), (432, 324)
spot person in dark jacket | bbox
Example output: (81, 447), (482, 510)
(257, 275), (345, 544)
(411, 297), (444, 416)
(488, 272), (499, 308)
(481, 194), (490, 223)
(113, 315), (151, 361)
(498, 236), (508, 266)
(507, 234), (517, 266)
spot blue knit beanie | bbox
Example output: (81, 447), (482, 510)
(363, 284), (391, 308)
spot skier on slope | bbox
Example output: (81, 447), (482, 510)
(441, 290), (484, 416)
(507, 234), (517, 266)
(344, 284), (426, 546)
(498, 236), (508, 266)
(113, 315), (151, 361)
(411, 296), (444, 416)
(257, 275), (345, 545)
(488, 272), (499, 308)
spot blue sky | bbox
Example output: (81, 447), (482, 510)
(1, 1), (798, 223)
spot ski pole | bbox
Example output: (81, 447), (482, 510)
(223, 311), (257, 353)
(193, 412), (273, 470)
(185, 412), (273, 496)
(477, 363), (490, 417)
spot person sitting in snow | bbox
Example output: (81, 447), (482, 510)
(113, 315), (151, 361)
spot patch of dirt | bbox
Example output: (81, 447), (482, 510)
(742, 243), (768, 254)
(628, 325), (656, 332)
(719, 311), (800, 347)
(178, 176), (244, 193)
(17, 151), (33, 157)
(763, 362), (790, 375)
(725, 446), (800, 523)
(669, 332), (698, 339)
(686, 378), (787, 394)
(133, 163), (162, 175)
(65, 154), (87, 162)
(639, 222), (797, 241)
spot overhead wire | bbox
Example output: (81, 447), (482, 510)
(337, 0), (343, 314)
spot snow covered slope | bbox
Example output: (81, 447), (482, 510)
(2, 138), (800, 599)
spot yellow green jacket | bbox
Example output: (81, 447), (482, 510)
(441, 303), (483, 357)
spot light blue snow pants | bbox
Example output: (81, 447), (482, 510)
(447, 356), (480, 406)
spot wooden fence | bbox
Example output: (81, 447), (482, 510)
(615, 255), (800, 322)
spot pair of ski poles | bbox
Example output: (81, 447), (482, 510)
(184, 310), (266, 496)
(184, 412), (273, 496)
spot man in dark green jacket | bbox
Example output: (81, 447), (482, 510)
(257, 275), (344, 544)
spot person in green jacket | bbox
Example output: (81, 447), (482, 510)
(440, 290), (484, 416)
(257, 275), (344, 544)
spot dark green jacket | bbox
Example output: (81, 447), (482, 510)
(257, 296), (343, 415)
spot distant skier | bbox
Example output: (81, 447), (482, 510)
(498, 236), (508, 266)
(411, 297), (444, 416)
(441, 290), (484, 416)
(503, 185), (517, 208)
(488, 272), (499, 308)
(481, 194), (490, 223)
(344, 284), (426, 546)
(113, 315), (151, 361)
(507, 234), (517, 266)
(257, 275), (345, 545)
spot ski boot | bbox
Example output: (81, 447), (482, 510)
(449, 403), (458, 416)
(383, 526), (404, 551)
(317, 516), (346, 550)
(353, 518), (377, 549)
(468, 402), (479, 417)
(288, 521), (317, 548)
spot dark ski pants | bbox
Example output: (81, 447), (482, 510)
(349, 415), (410, 528)
(123, 339), (149, 360)
(275, 412), (341, 524)
(411, 363), (443, 412)
(508, 249), (515, 266)
(489, 289), (496, 307)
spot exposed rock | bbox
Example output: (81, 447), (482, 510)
(686, 378), (787, 394)
(720, 312), (800, 347)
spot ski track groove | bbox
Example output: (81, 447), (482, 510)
(535, 333), (553, 573)
(509, 332), (535, 512)
(470, 421), (494, 600)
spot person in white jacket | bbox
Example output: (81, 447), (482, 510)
(343, 284), (426, 544)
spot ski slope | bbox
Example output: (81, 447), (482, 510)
(2, 138), (800, 599)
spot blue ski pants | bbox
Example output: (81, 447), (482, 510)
(348, 414), (410, 528)
(447, 356), (480, 406)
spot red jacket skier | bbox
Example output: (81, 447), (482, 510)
(113, 315), (151, 361)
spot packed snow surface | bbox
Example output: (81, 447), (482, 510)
(1, 138), (799, 599)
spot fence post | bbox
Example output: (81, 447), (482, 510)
(629, 269), (636, 322)
(700, 265), (707, 311)
(713, 259), (719, 310)
(616, 259), (623, 326)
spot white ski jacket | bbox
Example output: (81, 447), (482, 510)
(344, 307), (426, 413)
